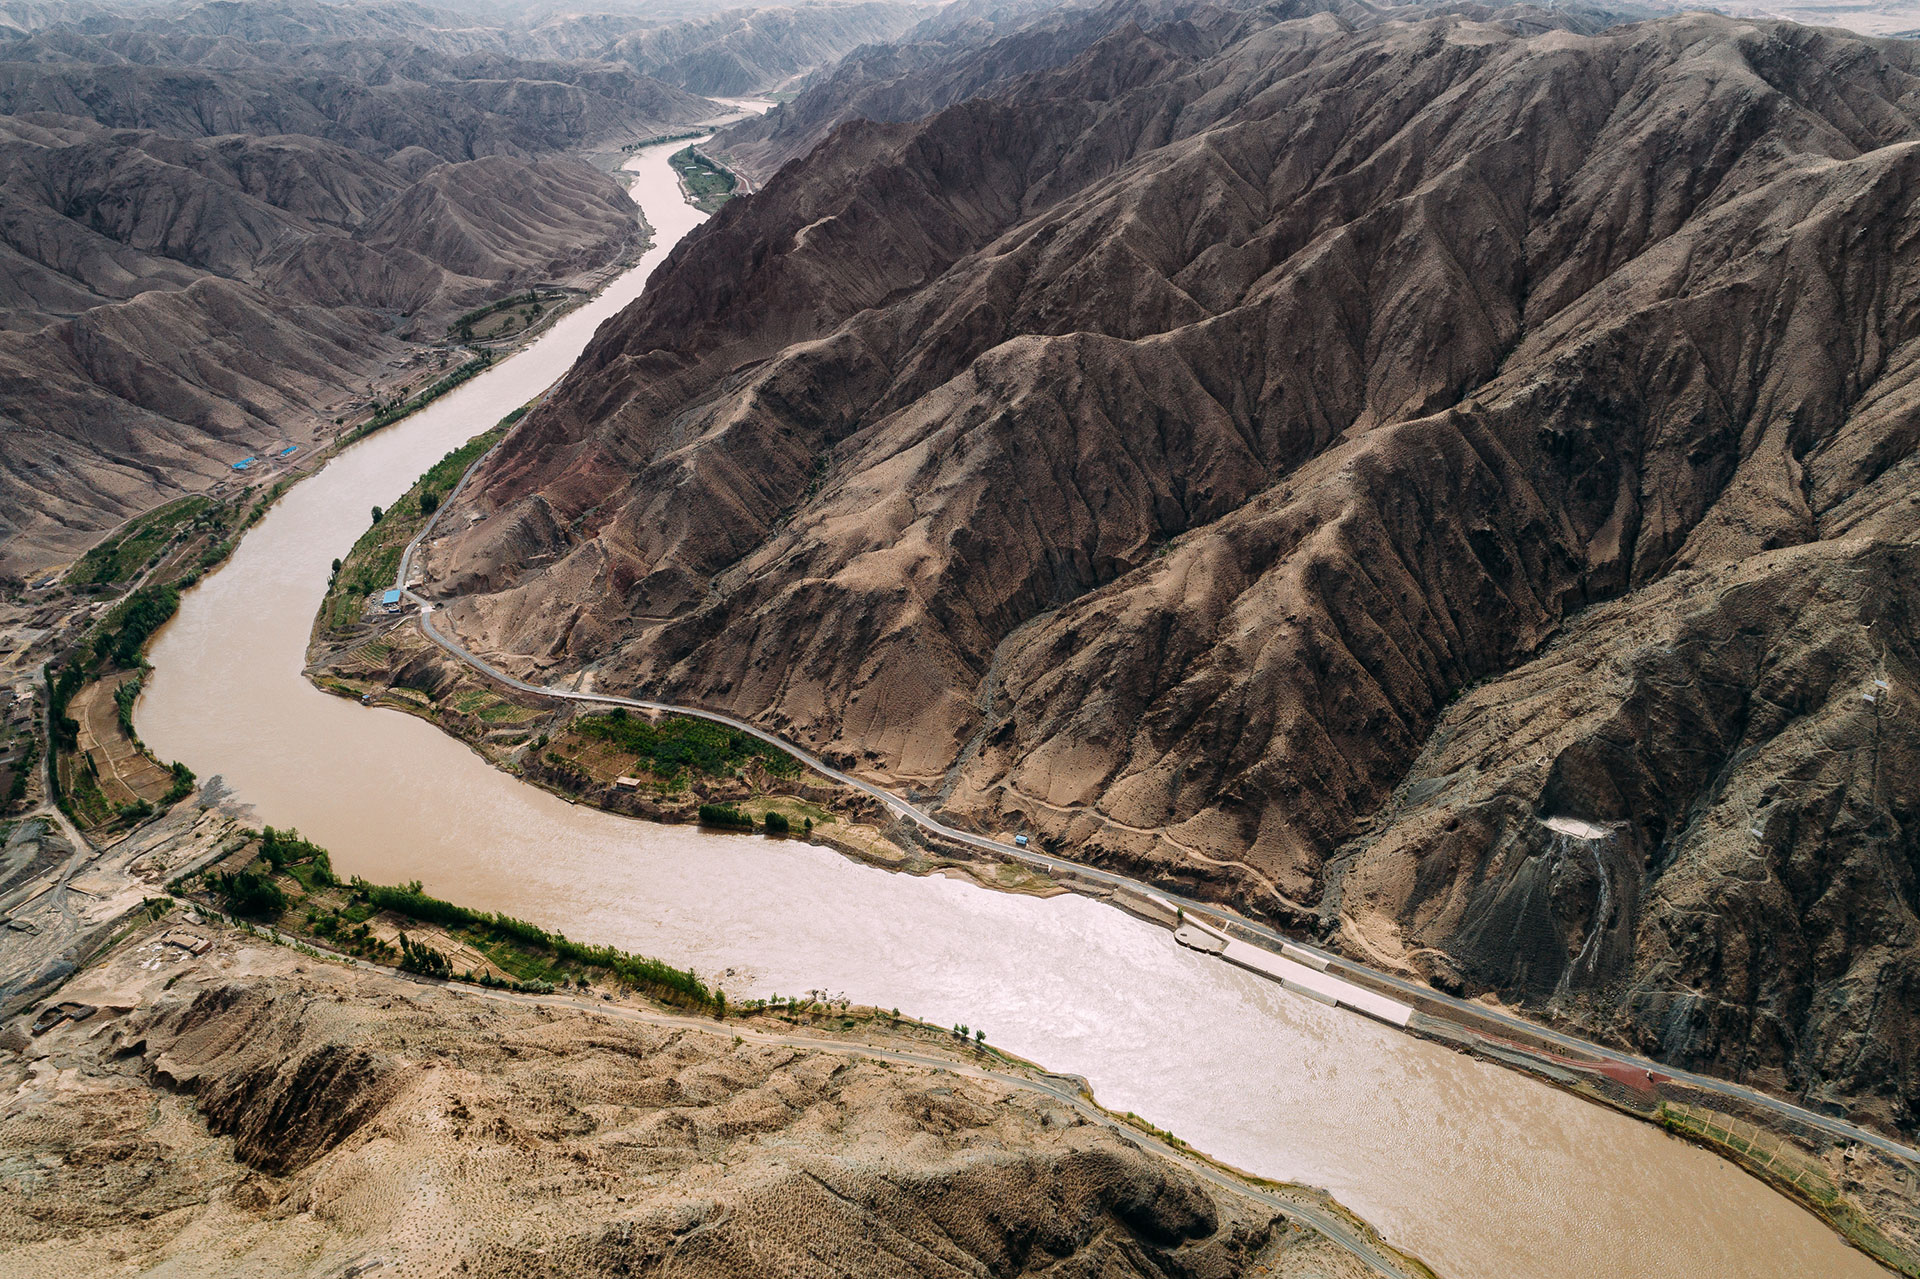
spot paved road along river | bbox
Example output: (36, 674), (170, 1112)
(139, 123), (1888, 1279)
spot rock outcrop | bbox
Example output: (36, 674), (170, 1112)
(429, 1), (1920, 1135)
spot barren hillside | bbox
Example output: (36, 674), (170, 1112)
(427, 1), (1920, 1134)
(0, 925), (1369, 1279)
(0, 2), (726, 579)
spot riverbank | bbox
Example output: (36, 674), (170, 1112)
(0, 126), (668, 841)
(306, 416), (1061, 895)
(313, 458), (1920, 1275)
(304, 617), (1062, 899)
(669, 143), (738, 212)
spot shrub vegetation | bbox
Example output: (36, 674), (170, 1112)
(581, 708), (800, 782)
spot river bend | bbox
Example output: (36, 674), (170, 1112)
(139, 128), (1883, 1279)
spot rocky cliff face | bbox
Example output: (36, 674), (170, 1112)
(432, 1), (1920, 1135)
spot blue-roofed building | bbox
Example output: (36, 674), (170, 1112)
(381, 588), (403, 612)
(277, 445), (299, 457)
(232, 457), (255, 470)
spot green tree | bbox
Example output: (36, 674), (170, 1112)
(371, 506), (383, 524)
(215, 869), (285, 919)
(397, 933), (452, 979)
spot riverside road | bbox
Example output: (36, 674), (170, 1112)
(394, 477), (1920, 1173)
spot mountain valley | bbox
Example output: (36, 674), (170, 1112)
(423, 0), (1920, 1138)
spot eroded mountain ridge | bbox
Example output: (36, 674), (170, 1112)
(427, 1), (1920, 1134)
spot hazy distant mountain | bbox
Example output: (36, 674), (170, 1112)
(524, 2), (934, 96)
(429, 0), (1920, 1135)
(0, 1), (730, 577)
(0, 0), (934, 97)
(0, 0), (932, 576)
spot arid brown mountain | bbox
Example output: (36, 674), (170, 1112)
(0, 0), (968, 578)
(1, 925), (1362, 1278)
(0, 1), (735, 578)
(428, 2), (1920, 1135)
(1, 0), (931, 99)
(0, 121), (659, 577)
(710, 0), (1348, 182)
(710, 0), (1170, 182)
(712, 0), (1648, 181)
(0, 59), (713, 159)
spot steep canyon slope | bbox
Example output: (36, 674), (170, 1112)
(429, 3), (1920, 1134)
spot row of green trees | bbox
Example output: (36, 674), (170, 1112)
(698, 803), (811, 836)
(449, 290), (541, 331)
(350, 877), (725, 1014)
(344, 352), (492, 444)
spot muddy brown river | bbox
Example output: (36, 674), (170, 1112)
(138, 127), (1886, 1279)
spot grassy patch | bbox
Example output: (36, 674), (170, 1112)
(576, 707), (799, 783)
(670, 145), (737, 214)
(67, 497), (213, 587)
(60, 753), (116, 828)
(446, 290), (571, 343)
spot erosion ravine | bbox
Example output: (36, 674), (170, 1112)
(136, 127), (1886, 1279)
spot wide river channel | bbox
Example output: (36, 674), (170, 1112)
(140, 123), (1885, 1279)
